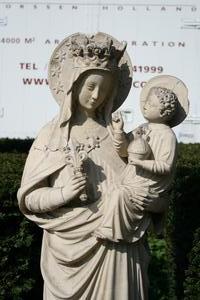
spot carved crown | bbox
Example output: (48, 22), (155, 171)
(48, 32), (133, 109)
(66, 34), (127, 69)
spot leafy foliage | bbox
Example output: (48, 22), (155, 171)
(148, 236), (170, 300)
(0, 152), (42, 300)
(0, 138), (33, 153)
(166, 143), (200, 300)
(184, 228), (200, 300)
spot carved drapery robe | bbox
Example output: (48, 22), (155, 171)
(18, 120), (150, 300)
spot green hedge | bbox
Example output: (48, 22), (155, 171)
(0, 139), (33, 153)
(166, 144), (200, 300)
(0, 151), (43, 300)
(148, 236), (170, 300)
(184, 227), (200, 300)
(0, 140), (199, 299)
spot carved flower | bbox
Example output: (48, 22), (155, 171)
(52, 80), (64, 94)
(59, 49), (67, 62)
(51, 64), (61, 77)
(54, 49), (67, 63)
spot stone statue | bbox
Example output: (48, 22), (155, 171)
(94, 75), (189, 242)
(17, 32), (189, 299)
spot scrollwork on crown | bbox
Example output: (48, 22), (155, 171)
(51, 34), (127, 73)
(66, 35), (127, 69)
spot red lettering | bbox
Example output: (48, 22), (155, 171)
(23, 78), (32, 85)
(34, 78), (44, 85)
(22, 78), (49, 85)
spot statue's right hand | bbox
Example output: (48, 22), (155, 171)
(61, 173), (86, 203)
(112, 111), (124, 131)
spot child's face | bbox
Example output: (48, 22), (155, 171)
(143, 89), (162, 122)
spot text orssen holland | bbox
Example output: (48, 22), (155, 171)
(2, 4), (197, 12)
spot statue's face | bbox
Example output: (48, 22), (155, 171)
(75, 70), (113, 113)
(143, 89), (162, 122)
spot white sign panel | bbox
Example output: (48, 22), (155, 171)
(0, 0), (199, 142)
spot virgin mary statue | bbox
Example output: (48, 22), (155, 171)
(18, 32), (155, 300)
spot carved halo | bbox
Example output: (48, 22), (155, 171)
(48, 32), (133, 112)
(140, 75), (189, 127)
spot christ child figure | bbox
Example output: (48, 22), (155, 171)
(113, 75), (189, 211)
(94, 75), (189, 242)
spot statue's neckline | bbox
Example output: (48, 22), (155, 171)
(43, 122), (110, 153)
(68, 124), (109, 151)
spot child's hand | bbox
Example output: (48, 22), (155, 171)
(112, 111), (124, 131)
(132, 126), (151, 142)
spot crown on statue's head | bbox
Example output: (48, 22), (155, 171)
(66, 34), (127, 70)
(49, 32), (133, 109)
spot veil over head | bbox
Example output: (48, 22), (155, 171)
(46, 32), (133, 149)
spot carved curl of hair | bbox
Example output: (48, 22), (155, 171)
(153, 87), (178, 118)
